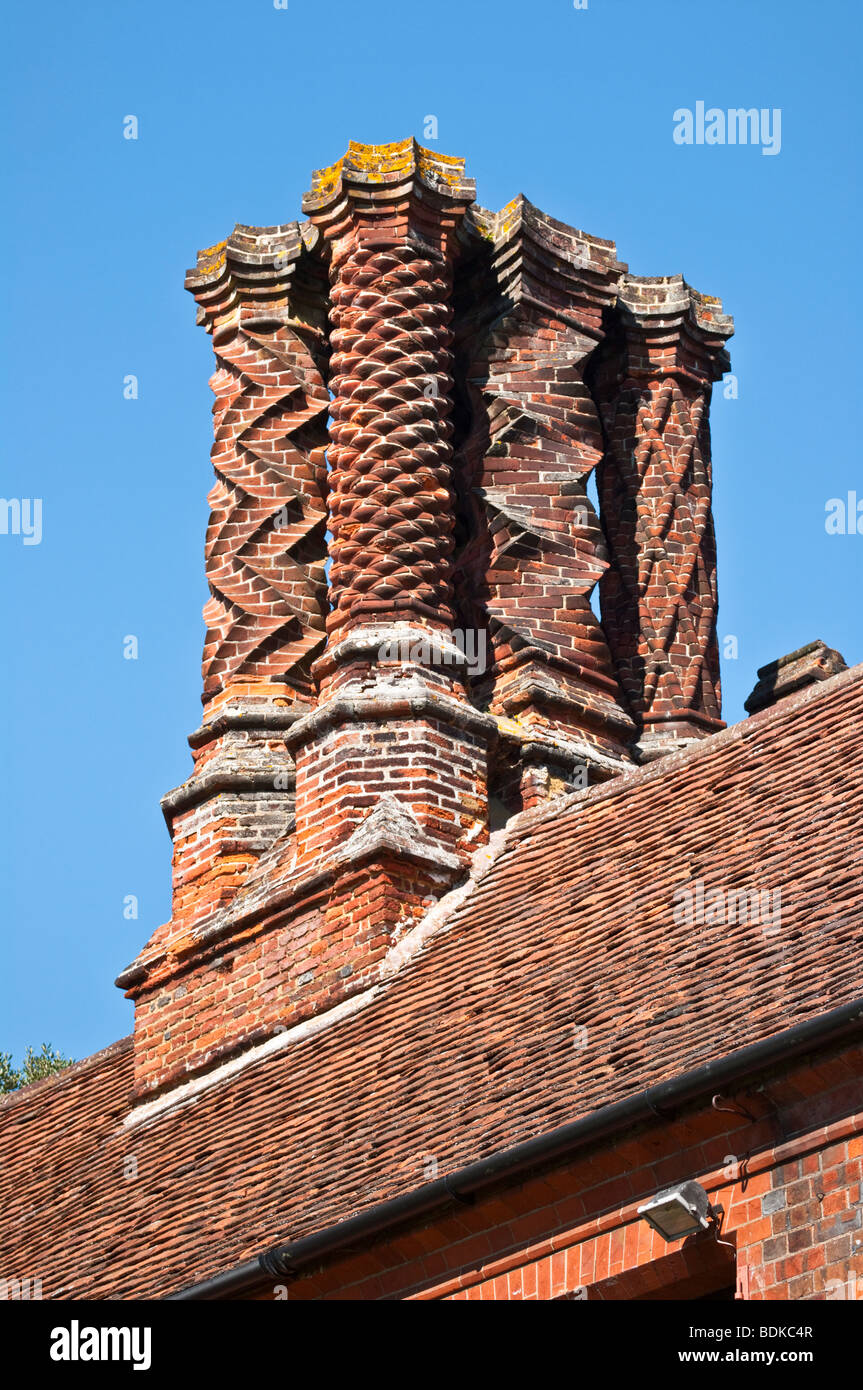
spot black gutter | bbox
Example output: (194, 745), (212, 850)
(166, 996), (863, 1300)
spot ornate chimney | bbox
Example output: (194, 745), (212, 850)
(118, 142), (733, 1101)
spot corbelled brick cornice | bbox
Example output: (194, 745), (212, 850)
(302, 137), (475, 252)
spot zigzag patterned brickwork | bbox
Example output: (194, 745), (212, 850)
(325, 237), (456, 631)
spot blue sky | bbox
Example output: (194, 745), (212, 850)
(1, 0), (859, 1064)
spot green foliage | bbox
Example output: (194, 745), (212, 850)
(0, 1043), (74, 1095)
(0, 1052), (17, 1094)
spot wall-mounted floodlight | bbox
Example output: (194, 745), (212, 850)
(637, 1181), (717, 1242)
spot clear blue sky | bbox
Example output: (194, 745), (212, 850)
(1, 0), (859, 1064)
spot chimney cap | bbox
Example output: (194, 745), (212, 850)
(744, 640), (848, 715)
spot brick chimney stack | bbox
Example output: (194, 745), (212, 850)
(119, 143), (734, 1103)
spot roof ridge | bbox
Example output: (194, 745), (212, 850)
(0, 1034), (132, 1114)
(510, 660), (863, 845)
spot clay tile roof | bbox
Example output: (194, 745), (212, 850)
(2, 665), (862, 1298)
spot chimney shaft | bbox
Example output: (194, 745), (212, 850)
(592, 276), (733, 758)
(289, 140), (493, 878)
(452, 198), (636, 803)
(160, 225), (330, 931)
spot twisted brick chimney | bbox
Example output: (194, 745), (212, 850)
(118, 141), (733, 1101)
(452, 197), (636, 806)
(591, 277), (733, 757)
